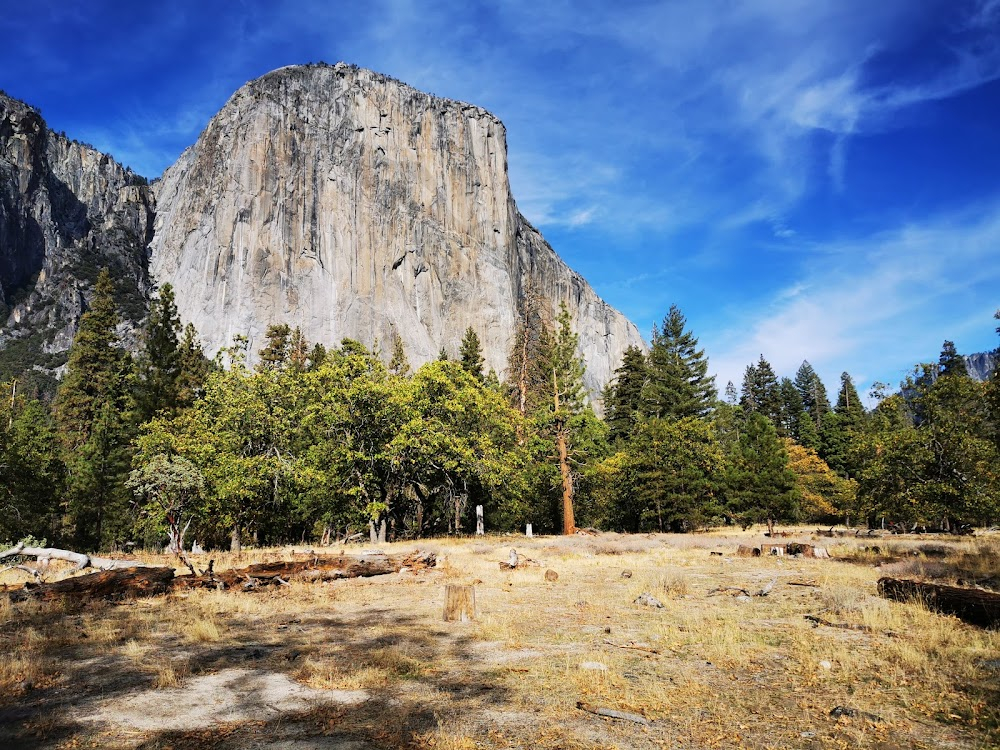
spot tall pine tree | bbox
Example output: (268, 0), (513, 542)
(135, 283), (182, 422)
(794, 361), (830, 431)
(52, 269), (135, 549)
(641, 304), (715, 420)
(740, 355), (781, 426)
(459, 327), (485, 382)
(604, 345), (649, 444)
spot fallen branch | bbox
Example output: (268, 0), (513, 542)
(805, 614), (873, 632)
(709, 586), (752, 597)
(602, 639), (660, 655)
(0, 542), (155, 572)
(877, 577), (1000, 629)
(788, 580), (821, 587)
(577, 701), (649, 725)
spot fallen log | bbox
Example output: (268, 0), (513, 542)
(177, 550), (437, 590)
(8, 551), (436, 602)
(877, 577), (1000, 629)
(9, 566), (175, 603)
(0, 542), (156, 572)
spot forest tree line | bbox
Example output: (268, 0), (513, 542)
(1, 268), (998, 552)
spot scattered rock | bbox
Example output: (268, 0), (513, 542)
(621, 570), (633, 578)
(734, 595), (751, 603)
(544, 569), (558, 582)
(634, 592), (663, 608)
(819, 660), (833, 670)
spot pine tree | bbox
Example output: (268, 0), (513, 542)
(724, 380), (739, 405)
(288, 327), (310, 373)
(175, 323), (212, 409)
(604, 345), (648, 444)
(938, 340), (968, 379)
(740, 355), (781, 425)
(52, 269), (135, 549)
(778, 377), (802, 438)
(796, 409), (821, 451)
(507, 291), (553, 417)
(258, 324), (291, 371)
(388, 331), (411, 376)
(458, 327), (485, 382)
(641, 304), (715, 420)
(794, 361), (830, 431)
(549, 303), (586, 534)
(834, 372), (865, 431)
(308, 343), (327, 370)
(135, 283), (182, 422)
(724, 411), (799, 532)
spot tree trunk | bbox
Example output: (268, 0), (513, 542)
(230, 526), (242, 552)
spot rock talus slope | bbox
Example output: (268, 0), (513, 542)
(150, 64), (644, 396)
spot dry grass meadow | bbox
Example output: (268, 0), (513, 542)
(1, 529), (998, 749)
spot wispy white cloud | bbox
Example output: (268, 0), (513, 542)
(707, 201), (1000, 396)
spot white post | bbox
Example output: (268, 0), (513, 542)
(525, 523), (533, 538)
(476, 505), (484, 535)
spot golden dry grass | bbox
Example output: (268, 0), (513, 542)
(1, 529), (998, 749)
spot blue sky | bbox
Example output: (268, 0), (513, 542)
(2, 0), (998, 399)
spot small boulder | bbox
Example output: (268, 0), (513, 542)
(634, 592), (664, 608)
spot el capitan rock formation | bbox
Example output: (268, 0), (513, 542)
(149, 63), (643, 395)
(1, 64), (644, 397)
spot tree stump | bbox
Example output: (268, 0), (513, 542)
(444, 584), (476, 622)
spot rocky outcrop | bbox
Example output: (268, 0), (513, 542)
(964, 351), (997, 382)
(149, 64), (644, 398)
(0, 91), (153, 381)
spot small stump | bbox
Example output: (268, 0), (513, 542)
(444, 584), (476, 622)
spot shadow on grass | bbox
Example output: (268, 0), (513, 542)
(0, 599), (505, 750)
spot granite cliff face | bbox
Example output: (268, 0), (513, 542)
(0, 91), (152, 380)
(149, 64), (644, 397)
(964, 351), (997, 382)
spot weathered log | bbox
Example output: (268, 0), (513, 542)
(176, 550), (437, 590)
(0, 542), (156, 572)
(9, 566), (175, 603)
(6, 550), (436, 602)
(877, 577), (1000, 629)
